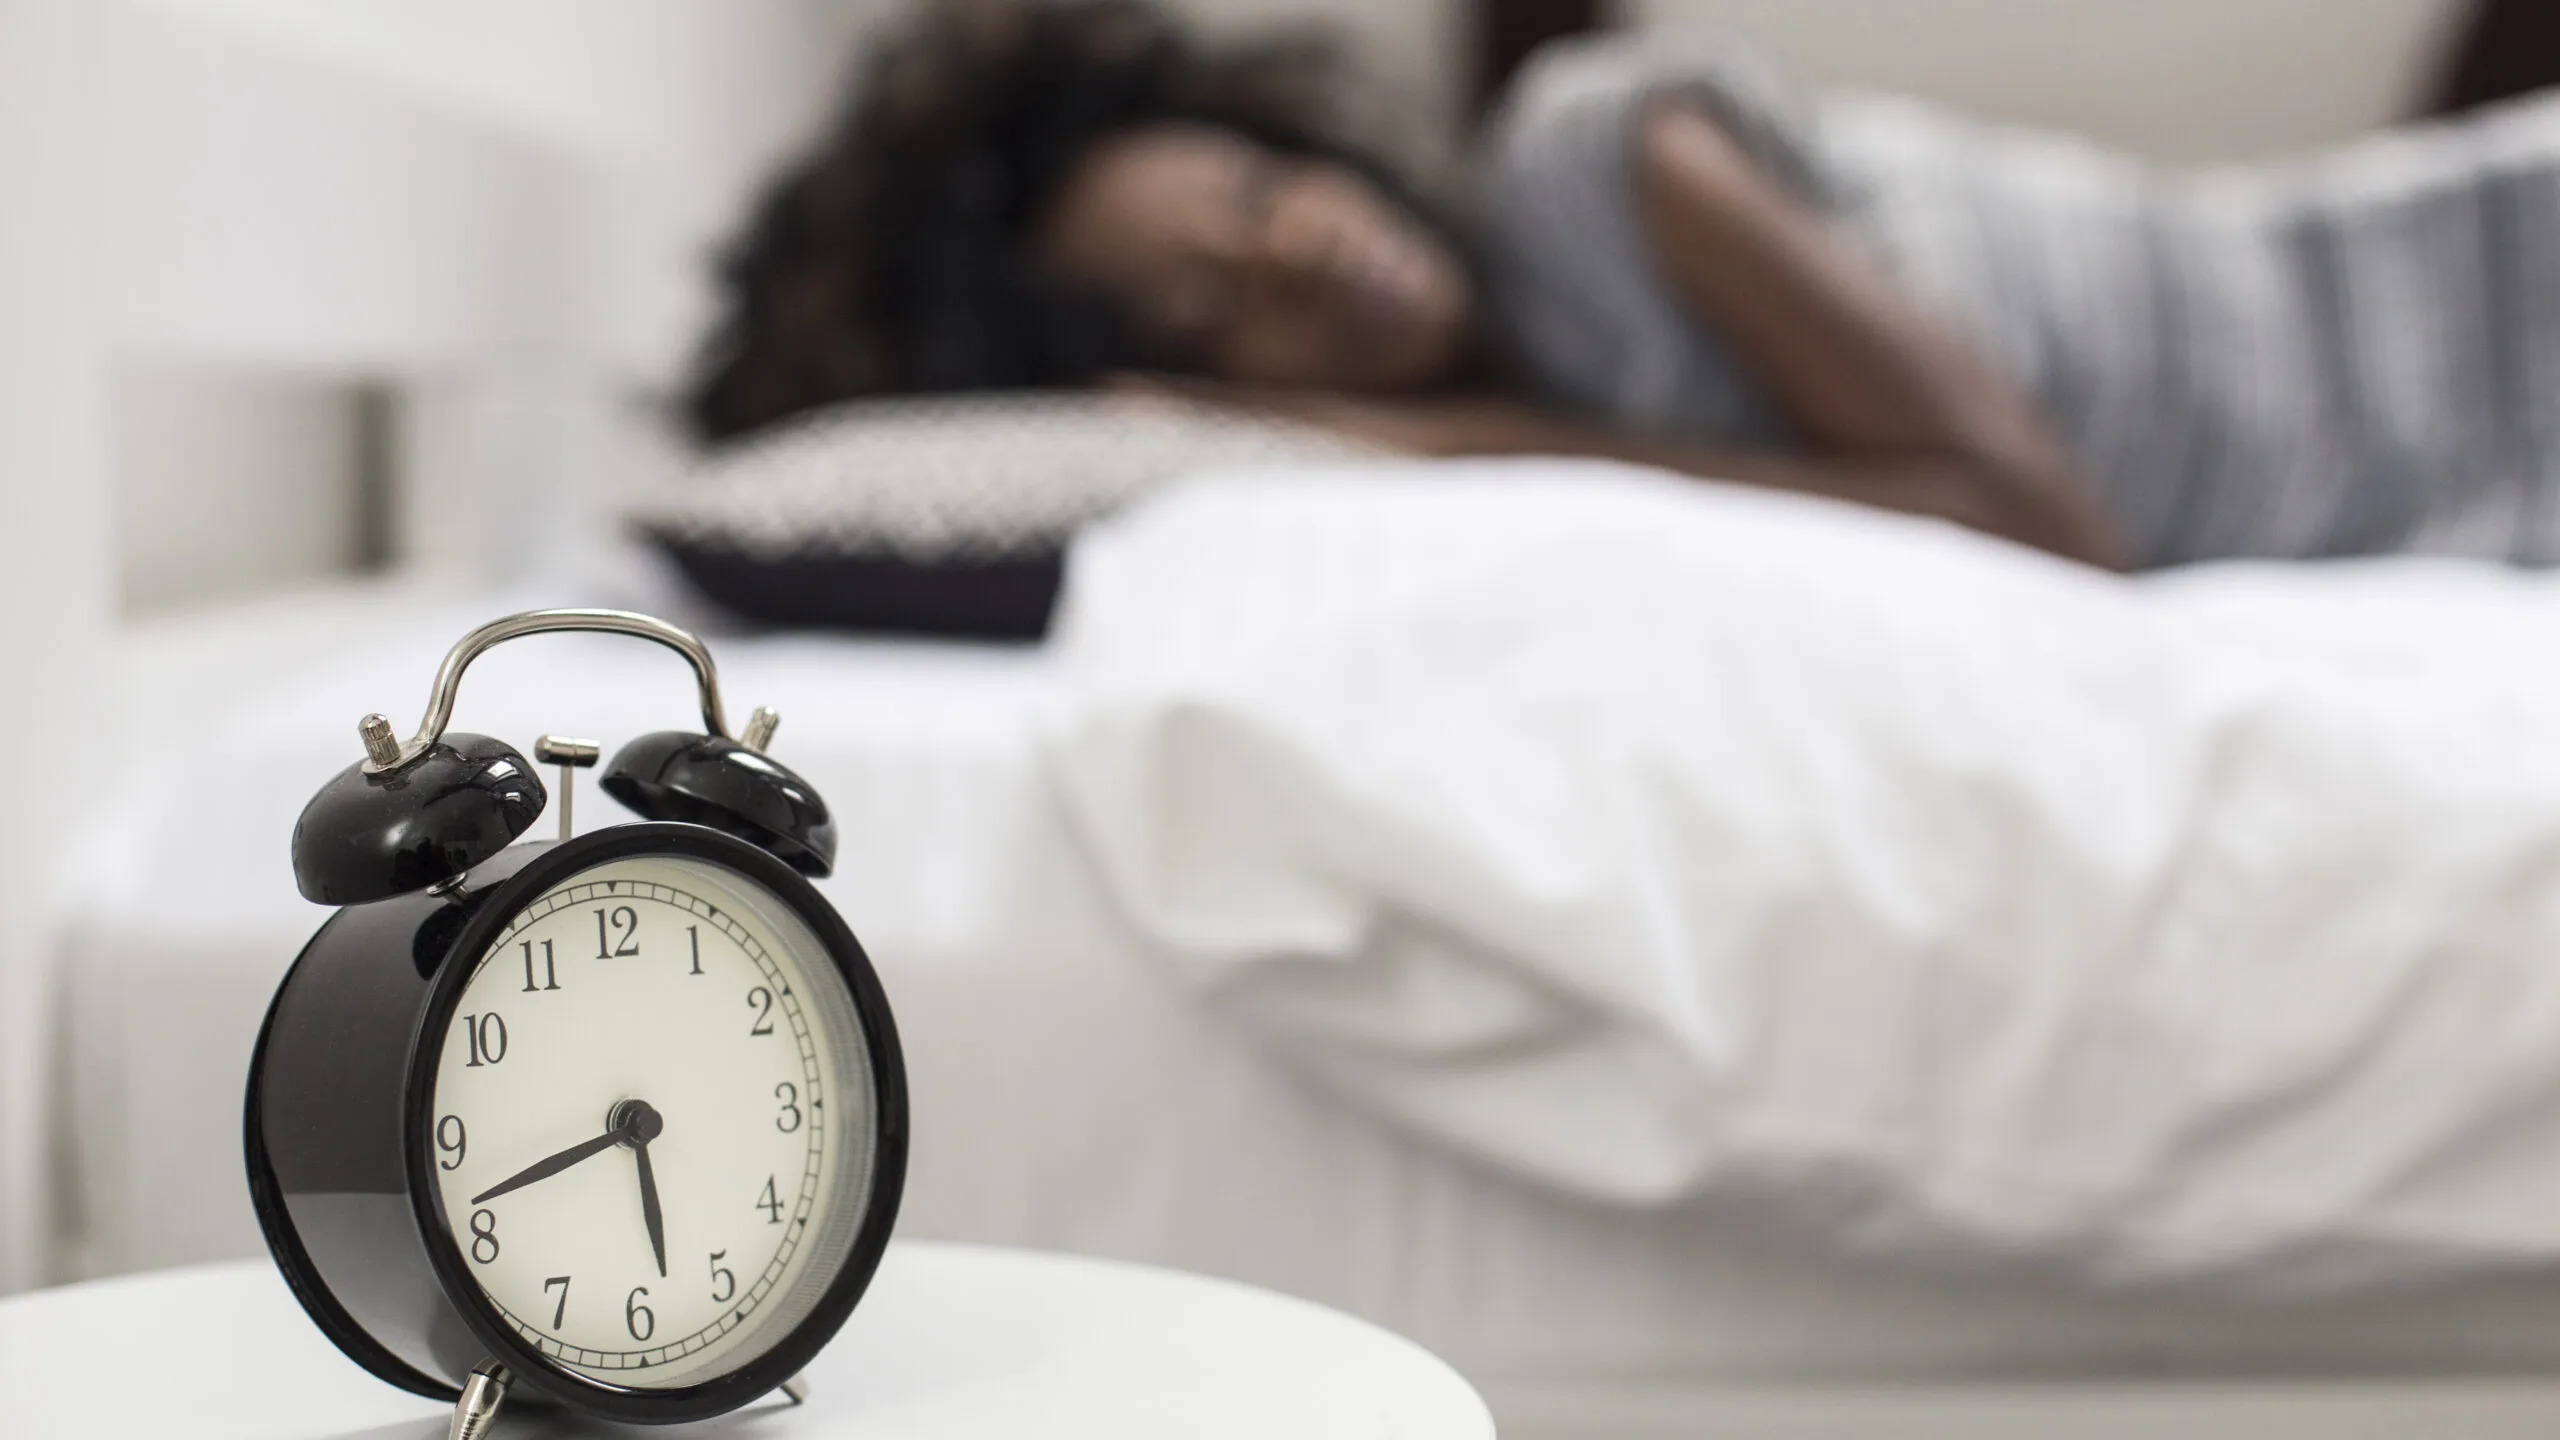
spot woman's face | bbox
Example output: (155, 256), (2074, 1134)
(1035, 123), (1473, 392)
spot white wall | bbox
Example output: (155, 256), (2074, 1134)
(0, 0), (110, 1294)
(110, 367), (365, 617)
(131, 0), (864, 380)
(1175, 0), (1469, 171)
(1626, 0), (2473, 162)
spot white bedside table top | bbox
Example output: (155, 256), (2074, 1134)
(0, 1241), (1494, 1439)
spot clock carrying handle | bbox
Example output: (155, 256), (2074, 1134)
(363, 608), (744, 774)
(294, 605), (828, 904)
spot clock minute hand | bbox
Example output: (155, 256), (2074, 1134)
(469, 1126), (625, 1206)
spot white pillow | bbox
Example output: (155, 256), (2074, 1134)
(1045, 457), (2560, 1289)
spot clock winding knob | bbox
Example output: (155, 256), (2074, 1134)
(358, 713), (402, 769)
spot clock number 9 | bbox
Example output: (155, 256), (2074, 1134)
(625, 1286), (655, 1342)
(435, 1115), (467, 1170)
(461, 1012), (507, 1067)
(468, 1208), (500, 1265)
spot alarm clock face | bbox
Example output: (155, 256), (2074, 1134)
(425, 853), (881, 1389)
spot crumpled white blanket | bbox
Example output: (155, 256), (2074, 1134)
(1042, 459), (2560, 1290)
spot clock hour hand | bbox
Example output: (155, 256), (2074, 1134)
(469, 1127), (625, 1206)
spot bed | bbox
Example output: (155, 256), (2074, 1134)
(46, 557), (2560, 1440)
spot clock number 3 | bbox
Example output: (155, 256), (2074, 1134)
(774, 1082), (802, 1133)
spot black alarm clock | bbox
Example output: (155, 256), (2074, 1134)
(244, 608), (907, 1436)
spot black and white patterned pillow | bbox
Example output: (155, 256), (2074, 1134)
(633, 394), (1372, 640)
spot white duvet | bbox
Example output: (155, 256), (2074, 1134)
(1044, 459), (2560, 1289)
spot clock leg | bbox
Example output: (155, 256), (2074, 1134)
(781, 1374), (810, 1406)
(447, 1360), (510, 1440)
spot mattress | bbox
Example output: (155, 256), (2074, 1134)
(53, 584), (2560, 1438)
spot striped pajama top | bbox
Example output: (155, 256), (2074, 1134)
(1471, 32), (2560, 566)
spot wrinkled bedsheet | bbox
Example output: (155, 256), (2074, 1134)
(1046, 458), (2560, 1290)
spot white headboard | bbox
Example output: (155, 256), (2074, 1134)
(98, 0), (855, 610)
(106, 2), (613, 596)
(0, 0), (851, 1292)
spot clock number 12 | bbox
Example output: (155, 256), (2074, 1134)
(594, 905), (640, 959)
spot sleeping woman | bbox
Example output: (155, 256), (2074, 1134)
(685, 0), (2560, 570)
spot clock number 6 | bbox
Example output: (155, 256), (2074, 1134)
(709, 1250), (735, 1304)
(461, 1013), (507, 1067)
(435, 1115), (467, 1170)
(625, 1286), (655, 1342)
(468, 1209), (500, 1264)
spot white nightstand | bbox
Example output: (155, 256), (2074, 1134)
(0, 1241), (1494, 1439)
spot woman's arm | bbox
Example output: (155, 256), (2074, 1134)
(1233, 391), (2101, 559)
(1195, 102), (2120, 565)
(1628, 101), (2121, 565)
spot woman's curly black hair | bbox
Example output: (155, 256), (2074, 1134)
(683, 0), (1415, 444)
